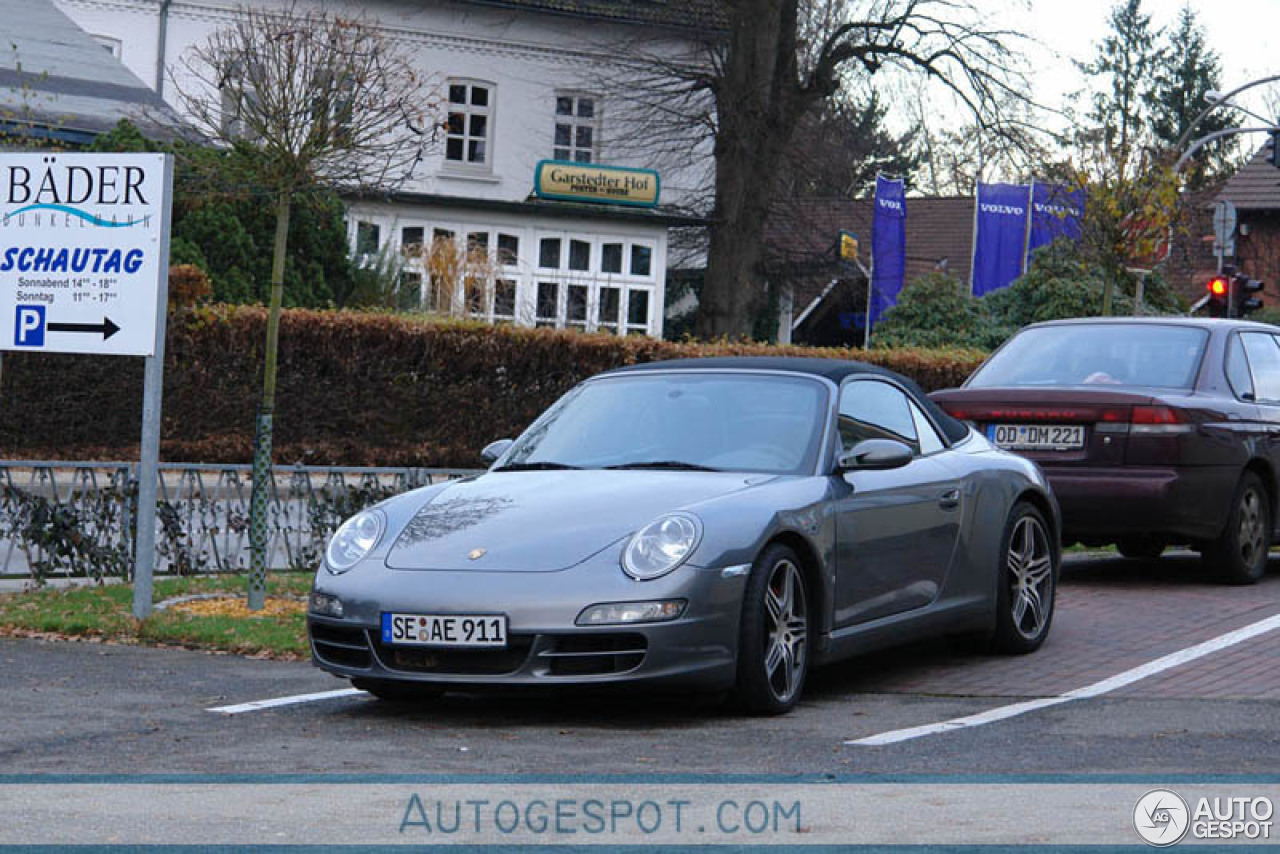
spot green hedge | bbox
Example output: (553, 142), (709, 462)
(0, 306), (986, 467)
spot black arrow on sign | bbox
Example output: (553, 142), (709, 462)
(47, 317), (120, 340)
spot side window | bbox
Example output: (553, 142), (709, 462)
(909, 401), (945, 455)
(1226, 334), (1254, 400)
(838, 380), (920, 455)
(1241, 333), (1280, 402)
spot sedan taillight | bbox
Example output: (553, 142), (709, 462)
(1129, 406), (1194, 434)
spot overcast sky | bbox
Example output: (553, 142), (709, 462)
(875, 0), (1280, 170)
(1002, 0), (1279, 118)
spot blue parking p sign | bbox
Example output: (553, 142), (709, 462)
(13, 305), (45, 347)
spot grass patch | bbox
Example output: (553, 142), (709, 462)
(1064, 543), (1117, 554)
(0, 573), (313, 658)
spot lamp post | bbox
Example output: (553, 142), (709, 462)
(1174, 75), (1280, 152)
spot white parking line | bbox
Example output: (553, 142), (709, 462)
(208, 687), (366, 715)
(847, 611), (1280, 747)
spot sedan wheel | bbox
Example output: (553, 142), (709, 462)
(1203, 472), (1271, 585)
(993, 503), (1056, 654)
(734, 544), (809, 715)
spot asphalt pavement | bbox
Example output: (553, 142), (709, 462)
(2, 552), (1278, 777)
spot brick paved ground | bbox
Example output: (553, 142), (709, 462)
(827, 553), (1280, 700)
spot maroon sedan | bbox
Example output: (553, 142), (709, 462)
(933, 317), (1279, 584)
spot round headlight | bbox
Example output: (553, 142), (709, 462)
(621, 513), (702, 580)
(325, 510), (386, 574)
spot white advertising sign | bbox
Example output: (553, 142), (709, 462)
(0, 152), (169, 356)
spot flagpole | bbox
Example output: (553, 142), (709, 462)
(968, 185), (981, 296)
(1022, 179), (1036, 274)
(865, 175), (879, 349)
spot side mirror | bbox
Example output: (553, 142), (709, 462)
(837, 438), (913, 472)
(480, 438), (515, 465)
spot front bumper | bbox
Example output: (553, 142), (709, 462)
(307, 557), (748, 690)
(1045, 464), (1235, 542)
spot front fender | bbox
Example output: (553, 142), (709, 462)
(683, 476), (837, 642)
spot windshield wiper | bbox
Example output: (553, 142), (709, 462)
(605, 460), (722, 472)
(493, 461), (583, 472)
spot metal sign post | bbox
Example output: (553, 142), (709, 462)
(131, 156), (174, 619)
(1213, 200), (1237, 275)
(0, 152), (173, 618)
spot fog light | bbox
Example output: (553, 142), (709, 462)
(575, 600), (685, 626)
(308, 591), (344, 618)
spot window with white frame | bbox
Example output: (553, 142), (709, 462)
(398, 271), (422, 311)
(312, 67), (356, 139)
(553, 93), (600, 163)
(428, 228), (458, 312)
(400, 226), (424, 257)
(445, 80), (493, 169)
(533, 231), (658, 336)
(626, 289), (651, 335)
(396, 223), (525, 323)
(535, 281), (559, 328)
(220, 60), (263, 141)
(355, 221), (381, 256)
(92, 35), (122, 58)
(379, 220), (658, 335)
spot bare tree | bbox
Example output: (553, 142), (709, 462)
(174, 4), (440, 608)
(908, 83), (1050, 195)
(602, 0), (1030, 339)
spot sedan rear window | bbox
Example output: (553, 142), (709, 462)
(968, 324), (1209, 390)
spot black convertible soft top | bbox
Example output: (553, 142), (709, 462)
(607, 357), (970, 444)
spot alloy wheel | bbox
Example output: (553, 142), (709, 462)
(1237, 487), (1266, 567)
(763, 559), (808, 703)
(1007, 515), (1053, 640)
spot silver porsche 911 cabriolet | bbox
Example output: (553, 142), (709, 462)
(308, 357), (1060, 714)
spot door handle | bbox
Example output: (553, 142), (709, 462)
(938, 489), (961, 510)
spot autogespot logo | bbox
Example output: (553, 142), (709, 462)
(1134, 789), (1191, 847)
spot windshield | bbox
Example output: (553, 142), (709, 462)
(968, 324), (1209, 390)
(499, 372), (829, 475)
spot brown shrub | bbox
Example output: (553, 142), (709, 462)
(0, 305), (986, 467)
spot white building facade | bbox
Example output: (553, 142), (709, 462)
(52, 0), (717, 337)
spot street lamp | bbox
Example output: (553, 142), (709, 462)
(1175, 75), (1280, 151)
(1175, 126), (1279, 172)
(1206, 90), (1275, 127)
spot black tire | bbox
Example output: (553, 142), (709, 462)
(1116, 536), (1166, 560)
(992, 501), (1057, 654)
(351, 677), (444, 703)
(732, 543), (810, 715)
(1203, 471), (1271, 585)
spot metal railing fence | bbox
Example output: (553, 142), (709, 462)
(0, 461), (481, 580)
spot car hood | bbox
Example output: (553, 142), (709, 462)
(385, 470), (773, 572)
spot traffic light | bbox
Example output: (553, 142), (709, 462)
(1206, 268), (1265, 317)
(1271, 129), (1280, 169)
(1233, 271), (1265, 316)
(1207, 275), (1229, 317)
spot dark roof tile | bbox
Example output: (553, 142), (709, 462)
(0, 0), (183, 139)
(764, 196), (975, 309)
(1215, 142), (1280, 211)
(458, 0), (726, 31)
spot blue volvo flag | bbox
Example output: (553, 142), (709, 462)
(1026, 181), (1085, 266)
(869, 174), (906, 329)
(971, 182), (1032, 297)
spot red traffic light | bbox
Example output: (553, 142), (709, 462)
(1208, 277), (1229, 296)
